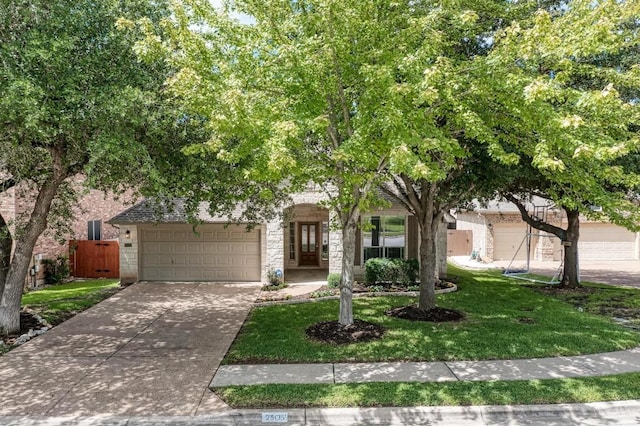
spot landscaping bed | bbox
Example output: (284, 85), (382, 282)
(256, 279), (456, 304)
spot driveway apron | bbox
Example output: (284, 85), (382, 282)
(0, 282), (260, 417)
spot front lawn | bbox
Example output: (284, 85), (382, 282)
(21, 279), (121, 326)
(225, 266), (640, 364)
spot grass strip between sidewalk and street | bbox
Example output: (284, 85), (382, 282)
(214, 372), (640, 408)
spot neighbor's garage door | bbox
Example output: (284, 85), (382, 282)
(493, 224), (533, 261)
(140, 224), (261, 281)
(579, 223), (636, 261)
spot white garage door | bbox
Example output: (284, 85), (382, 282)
(140, 224), (261, 282)
(579, 224), (637, 261)
(493, 224), (533, 261)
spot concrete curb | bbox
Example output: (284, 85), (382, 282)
(2, 400), (640, 425)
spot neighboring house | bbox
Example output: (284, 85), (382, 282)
(109, 188), (450, 284)
(455, 200), (640, 263)
(0, 176), (133, 284)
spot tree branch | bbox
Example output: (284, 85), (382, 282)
(503, 193), (567, 240)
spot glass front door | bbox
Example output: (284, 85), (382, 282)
(299, 222), (318, 266)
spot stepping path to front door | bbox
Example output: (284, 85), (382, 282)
(0, 281), (261, 417)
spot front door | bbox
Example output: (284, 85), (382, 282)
(299, 222), (319, 266)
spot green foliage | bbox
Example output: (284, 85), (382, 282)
(265, 267), (284, 287)
(364, 258), (418, 286)
(326, 273), (341, 289)
(41, 255), (70, 285)
(0, 0), (182, 333)
(310, 290), (335, 299)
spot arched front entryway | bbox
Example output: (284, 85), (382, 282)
(283, 204), (330, 273)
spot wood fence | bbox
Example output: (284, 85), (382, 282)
(69, 240), (120, 279)
(447, 230), (473, 256)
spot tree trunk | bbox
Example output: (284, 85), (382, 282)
(560, 208), (581, 288)
(418, 217), (437, 311)
(0, 213), (12, 302)
(0, 168), (65, 335)
(339, 217), (357, 326)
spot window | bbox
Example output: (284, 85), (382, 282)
(289, 222), (295, 260)
(321, 221), (329, 261)
(88, 220), (102, 241)
(363, 215), (405, 261)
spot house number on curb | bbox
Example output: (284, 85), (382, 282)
(262, 412), (289, 423)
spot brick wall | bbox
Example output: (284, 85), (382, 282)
(5, 176), (134, 284)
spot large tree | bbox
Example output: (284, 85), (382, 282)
(132, 0), (462, 326)
(378, 0), (525, 311)
(0, 0), (177, 334)
(486, 0), (640, 287)
(384, 0), (640, 298)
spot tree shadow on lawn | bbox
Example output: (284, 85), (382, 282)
(215, 373), (640, 411)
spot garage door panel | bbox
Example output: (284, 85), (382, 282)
(579, 224), (636, 261)
(493, 224), (531, 261)
(140, 224), (261, 282)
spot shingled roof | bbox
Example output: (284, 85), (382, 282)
(108, 199), (245, 224)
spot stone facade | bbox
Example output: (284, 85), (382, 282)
(263, 189), (338, 282)
(118, 225), (139, 285)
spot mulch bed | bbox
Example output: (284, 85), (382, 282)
(305, 319), (386, 345)
(386, 305), (464, 322)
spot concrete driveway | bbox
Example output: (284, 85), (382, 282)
(0, 281), (260, 417)
(452, 256), (640, 288)
(493, 260), (640, 288)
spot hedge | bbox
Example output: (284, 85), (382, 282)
(364, 258), (418, 286)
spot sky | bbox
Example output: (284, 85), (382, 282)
(210, 0), (255, 25)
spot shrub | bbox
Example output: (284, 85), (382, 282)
(265, 267), (284, 287)
(364, 258), (419, 286)
(401, 258), (419, 285)
(327, 273), (341, 289)
(42, 255), (70, 284)
(310, 289), (335, 298)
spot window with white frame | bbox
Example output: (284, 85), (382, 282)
(363, 215), (405, 262)
(87, 220), (102, 241)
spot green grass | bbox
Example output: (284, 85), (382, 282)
(225, 266), (640, 364)
(215, 373), (640, 408)
(21, 279), (121, 325)
(535, 282), (640, 326)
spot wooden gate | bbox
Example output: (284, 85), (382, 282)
(447, 230), (473, 256)
(69, 240), (120, 279)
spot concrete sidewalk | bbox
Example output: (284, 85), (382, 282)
(211, 346), (640, 386)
